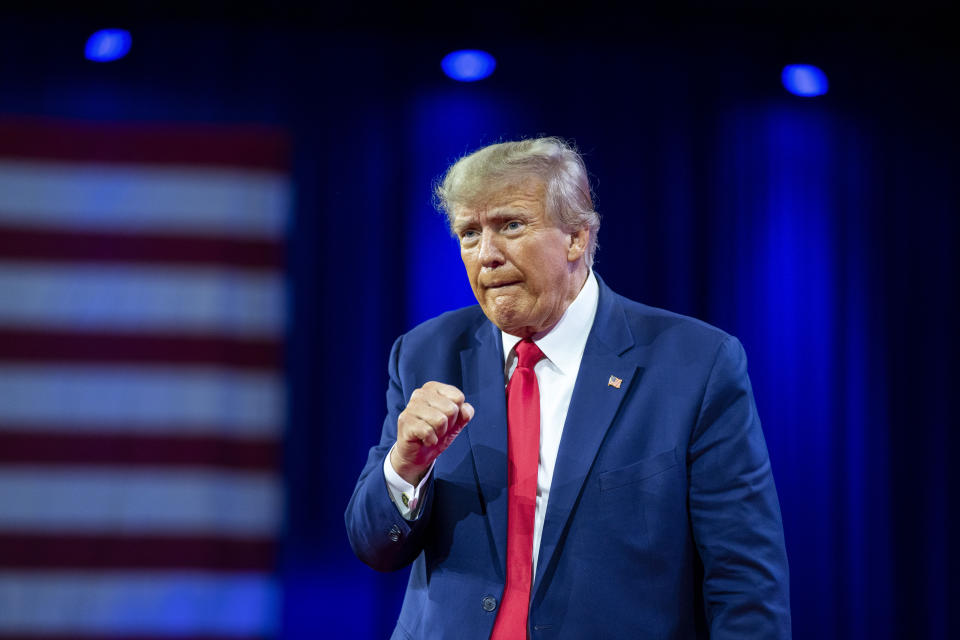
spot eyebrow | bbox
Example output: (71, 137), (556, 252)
(452, 207), (533, 234)
(452, 217), (477, 234)
(486, 207), (534, 224)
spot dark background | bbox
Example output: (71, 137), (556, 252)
(1, 3), (957, 638)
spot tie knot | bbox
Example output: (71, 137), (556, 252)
(514, 339), (545, 369)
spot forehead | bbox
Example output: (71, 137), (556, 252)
(452, 179), (547, 222)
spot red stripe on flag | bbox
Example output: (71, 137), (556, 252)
(0, 533), (275, 572)
(0, 329), (281, 369)
(0, 430), (278, 471)
(0, 117), (289, 171)
(0, 225), (283, 269)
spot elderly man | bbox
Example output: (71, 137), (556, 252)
(345, 138), (791, 639)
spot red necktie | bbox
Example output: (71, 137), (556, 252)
(491, 338), (545, 639)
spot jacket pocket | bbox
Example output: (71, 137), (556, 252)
(599, 447), (680, 492)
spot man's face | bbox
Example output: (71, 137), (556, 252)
(452, 179), (588, 337)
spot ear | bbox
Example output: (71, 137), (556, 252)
(567, 227), (589, 262)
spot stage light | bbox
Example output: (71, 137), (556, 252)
(781, 64), (828, 97)
(85, 29), (132, 62)
(441, 50), (496, 82)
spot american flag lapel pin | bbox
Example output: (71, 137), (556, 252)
(607, 375), (622, 389)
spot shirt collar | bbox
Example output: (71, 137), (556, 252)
(500, 270), (599, 376)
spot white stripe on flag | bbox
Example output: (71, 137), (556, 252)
(0, 364), (282, 437)
(0, 467), (280, 535)
(0, 262), (283, 337)
(0, 571), (278, 636)
(0, 159), (289, 238)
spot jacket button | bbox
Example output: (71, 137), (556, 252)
(481, 595), (497, 612)
(387, 525), (401, 542)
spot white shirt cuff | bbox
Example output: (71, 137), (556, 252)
(383, 445), (434, 521)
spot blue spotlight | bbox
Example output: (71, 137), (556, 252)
(781, 64), (828, 97)
(441, 50), (496, 82)
(85, 29), (132, 62)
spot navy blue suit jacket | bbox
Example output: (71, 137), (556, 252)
(346, 275), (791, 639)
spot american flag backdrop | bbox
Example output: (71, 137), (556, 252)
(0, 119), (290, 639)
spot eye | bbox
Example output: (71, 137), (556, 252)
(459, 229), (479, 244)
(505, 220), (523, 232)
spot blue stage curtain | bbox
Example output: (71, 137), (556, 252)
(2, 18), (955, 639)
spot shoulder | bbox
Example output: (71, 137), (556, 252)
(598, 284), (752, 411)
(598, 277), (737, 362)
(396, 304), (491, 355)
(386, 305), (494, 390)
(619, 294), (729, 342)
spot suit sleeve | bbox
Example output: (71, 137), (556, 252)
(688, 336), (792, 638)
(344, 334), (435, 572)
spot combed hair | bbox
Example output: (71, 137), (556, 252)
(434, 137), (600, 267)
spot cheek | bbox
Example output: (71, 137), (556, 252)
(461, 253), (480, 284)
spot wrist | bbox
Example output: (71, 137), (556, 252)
(390, 446), (427, 485)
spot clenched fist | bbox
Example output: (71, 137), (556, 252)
(390, 381), (474, 485)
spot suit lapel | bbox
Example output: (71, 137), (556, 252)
(460, 319), (510, 576)
(533, 278), (637, 598)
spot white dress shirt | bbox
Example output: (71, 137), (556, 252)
(385, 271), (599, 580)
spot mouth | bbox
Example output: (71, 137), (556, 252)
(484, 280), (521, 290)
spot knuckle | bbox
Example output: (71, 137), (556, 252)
(414, 424), (431, 440)
(429, 395), (456, 414)
(442, 400), (459, 417)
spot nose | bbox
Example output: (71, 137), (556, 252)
(478, 228), (505, 268)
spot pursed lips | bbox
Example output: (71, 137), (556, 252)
(483, 279), (521, 290)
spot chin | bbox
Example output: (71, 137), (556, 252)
(484, 307), (523, 335)
(483, 297), (540, 334)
